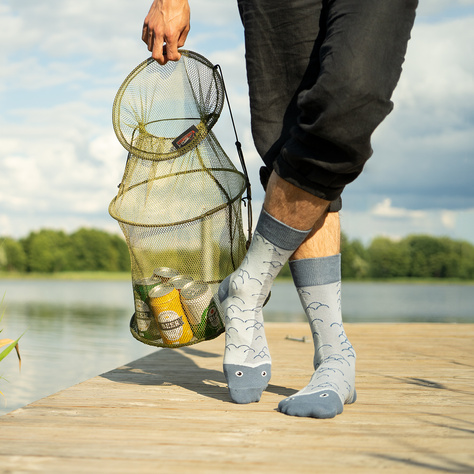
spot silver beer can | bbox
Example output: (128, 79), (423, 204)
(135, 299), (153, 333)
(169, 275), (194, 292)
(180, 281), (213, 325)
(152, 267), (180, 283)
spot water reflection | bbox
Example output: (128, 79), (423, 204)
(266, 281), (474, 323)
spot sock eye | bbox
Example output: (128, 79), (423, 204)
(320, 392), (329, 398)
(261, 371), (267, 377)
(235, 371), (244, 377)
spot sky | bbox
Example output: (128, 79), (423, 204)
(0, 0), (473, 245)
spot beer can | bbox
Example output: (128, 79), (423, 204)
(134, 277), (162, 302)
(180, 281), (212, 325)
(134, 298), (161, 339)
(148, 283), (193, 346)
(206, 297), (224, 330)
(181, 282), (224, 338)
(135, 299), (152, 330)
(152, 267), (180, 283)
(169, 274), (194, 292)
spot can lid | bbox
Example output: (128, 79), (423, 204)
(134, 277), (159, 286)
(153, 267), (179, 279)
(169, 275), (194, 289)
(148, 283), (175, 298)
(180, 281), (209, 299)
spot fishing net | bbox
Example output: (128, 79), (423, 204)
(109, 51), (251, 348)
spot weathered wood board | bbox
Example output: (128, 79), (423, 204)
(1, 323), (473, 473)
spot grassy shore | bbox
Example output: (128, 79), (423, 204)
(0, 271), (473, 284)
(0, 271), (131, 281)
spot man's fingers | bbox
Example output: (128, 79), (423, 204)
(141, 0), (190, 65)
(164, 42), (181, 62)
(152, 40), (167, 65)
(142, 24), (156, 54)
(177, 26), (189, 48)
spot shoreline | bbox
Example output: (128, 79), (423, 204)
(1, 271), (473, 285)
(0, 271), (131, 281)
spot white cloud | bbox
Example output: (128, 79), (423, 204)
(341, 206), (474, 245)
(189, 0), (241, 26)
(0, 0), (473, 247)
(371, 199), (426, 219)
(394, 17), (474, 113)
(344, 13), (474, 213)
(441, 210), (456, 229)
(417, 0), (474, 16)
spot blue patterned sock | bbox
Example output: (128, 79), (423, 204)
(278, 254), (357, 418)
(218, 209), (310, 404)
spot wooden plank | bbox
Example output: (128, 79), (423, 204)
(0, 323), (473, 473)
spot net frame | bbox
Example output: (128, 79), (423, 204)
(112, 51), (225, 162)
(109, 51), (252, 348)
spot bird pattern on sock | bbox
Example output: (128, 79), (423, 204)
(219, 231), (297, 403)
(278, 275), (356, 418)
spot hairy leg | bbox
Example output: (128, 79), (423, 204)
(263, 172), (330, 230)
(219, 172), (330, 403)
(291, 210), (341, 260)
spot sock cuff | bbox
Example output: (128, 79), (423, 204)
(289, 254), (341, 287)
(255, 209), (311, 251)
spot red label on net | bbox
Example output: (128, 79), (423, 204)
(172, 125), (199, 149)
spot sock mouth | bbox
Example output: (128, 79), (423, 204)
(228, 387), (266, 404)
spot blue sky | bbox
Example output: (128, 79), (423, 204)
(0, 0), (473, 245)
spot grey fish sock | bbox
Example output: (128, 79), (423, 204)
(219, 209), (310, 404)
(278, 254), (356, 418)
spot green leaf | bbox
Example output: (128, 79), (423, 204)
(0, 334), (23, 367)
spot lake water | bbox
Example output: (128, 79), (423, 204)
(1, 278), (473, 416)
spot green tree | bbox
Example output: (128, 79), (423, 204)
(69, 228), (129, 271)
(403, 235), (457, 278)
(456, 240), (474, 279)
(368, 236), (410, 278)
(0, 237), (27, 272)
(341, 233), (369, 279)
(22, 230), (72, 273)
(109, 233), (131, 272)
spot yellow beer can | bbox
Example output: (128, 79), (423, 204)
(148, 283), (194, 346)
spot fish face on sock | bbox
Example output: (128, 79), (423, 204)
(224, 363), (272, 389)
(220, 210), (311, 405)
(224, 363), (272, 403)
(277, 254), (357, 418)
(278, 389), (344, 419)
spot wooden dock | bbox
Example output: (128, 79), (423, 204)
(1, 323), (473, 473)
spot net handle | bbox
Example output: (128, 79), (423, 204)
(214, 64), (253, 248)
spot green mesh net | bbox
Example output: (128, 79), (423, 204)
(109, 51), (250, 348)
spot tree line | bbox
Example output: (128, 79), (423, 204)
(341, 233), (474, 280)
(0, 228), (130, 273)
(1, 229), (474, 280)
(279, 233), (474, 280)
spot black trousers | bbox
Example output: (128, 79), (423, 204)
(238, 0), (418, 211)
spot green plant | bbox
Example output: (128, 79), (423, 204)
(0, 293), (22, 398)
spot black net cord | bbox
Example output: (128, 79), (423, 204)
(214, 64), (253, 249)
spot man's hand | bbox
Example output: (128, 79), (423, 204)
(142, 0), (190, 65)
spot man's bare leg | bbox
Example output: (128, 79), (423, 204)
(263, 172), (331, 231)
(291, 211), (341, 260)
(219, 172), (328, 403)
